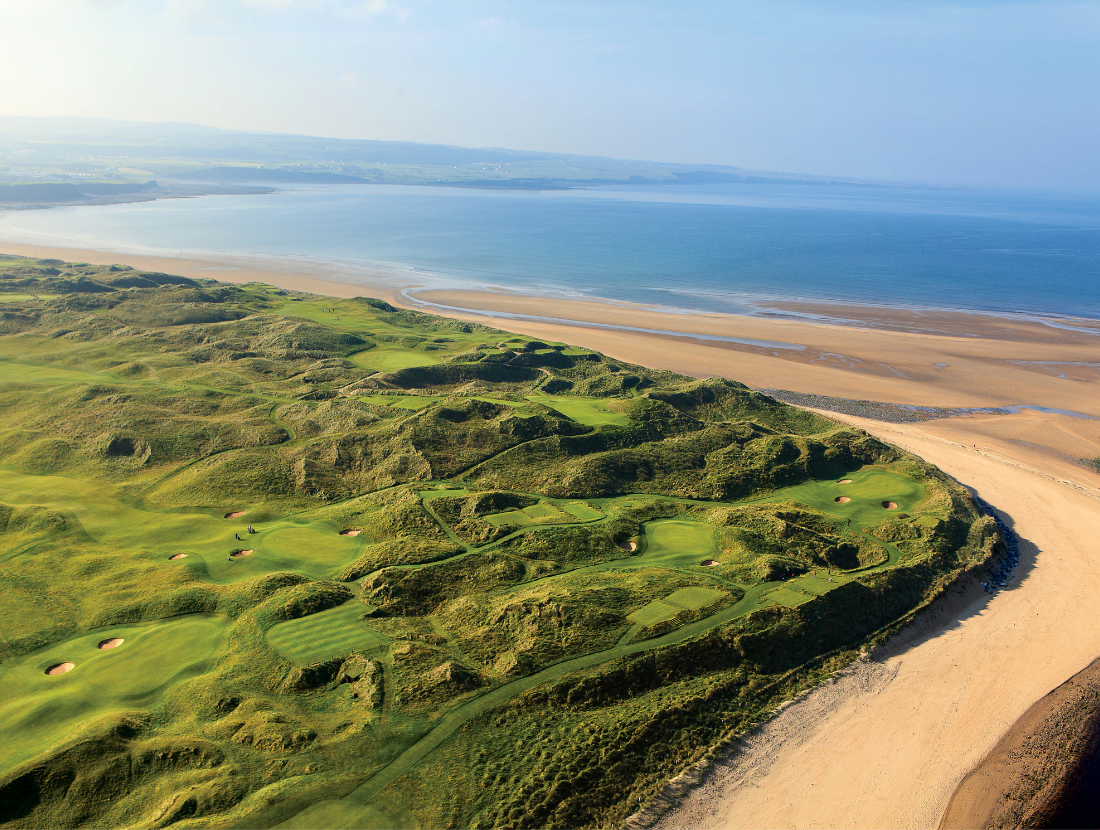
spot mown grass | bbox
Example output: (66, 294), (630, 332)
(266, 602), (387, 666)
(0, 257), (1001, 830)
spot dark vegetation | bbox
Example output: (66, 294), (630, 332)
(0, 255), (1000, 829)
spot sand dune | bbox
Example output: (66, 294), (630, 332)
(5, 241), (1100, 827)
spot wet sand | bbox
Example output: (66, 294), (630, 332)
(4, 240), (1100, 828)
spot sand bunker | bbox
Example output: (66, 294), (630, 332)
(224, 511), (245, 519)
(617, 540), (638, 552)
(701, 559), (720, 567)
(882, 501), (898, 510)
(45, 662), (75, 675)
(340, 529), (362, 537)
(231, 549), (253, 558)
(168, 553), (188, 561)
(838, 479), (853, 484)
(97, 638), (124, 650)
(834, 496), (852, 503)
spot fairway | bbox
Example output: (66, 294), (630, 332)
(525, 394), (631, 426)
(0, 615), (227, 772)
(267, 602), (388, 666)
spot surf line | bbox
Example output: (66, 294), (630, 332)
(400, 289), (807, 351)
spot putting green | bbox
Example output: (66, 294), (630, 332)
(760, 467), (926, 523)
(201, 524), (367, 582)
(0, 615), (226, 772)
(266, 602), (388, 666)
(350, 348), (442, 372)
(525, 395), (631, 426)
(632, 519), (718, 568)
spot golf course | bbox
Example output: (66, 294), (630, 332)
(0, 256), (1004, 829)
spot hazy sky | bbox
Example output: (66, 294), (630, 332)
(2, 0), (1099, 189)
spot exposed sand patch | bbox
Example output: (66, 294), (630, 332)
(701, 560), (719, 567)
(618, 540), (638, 552)
(838, 479), (854, 484)
(231, 549), (253, 558)
(45, 662), (74, 675)
(882, 500), (898, 510)
(224, 511), (245, 519)
(168, 553), (188, 560)
(340, 529), (362, 537)
(97, 638), (124, 650)
(834, 496), (851, 503)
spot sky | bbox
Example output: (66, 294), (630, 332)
(1, 0), (1099, 190)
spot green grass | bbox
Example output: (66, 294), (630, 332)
(0, 260), (998, 830)
(757, 467), (926, 523)
(266, 602), (387, 666)
(627, 586), (725, 625)
(480, 498), (604, 527)
(633, 519), (718, 568)
(0, 469), (365, 582)
(561, 501), (603, 521)
(351, 349), (442, 372)
(0, 615), (226, 773)
(525, 394), (631, 426)
(358, 394), (441, 409)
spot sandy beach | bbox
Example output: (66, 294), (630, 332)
(4, 240), (1100, 828)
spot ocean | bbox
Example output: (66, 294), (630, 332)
(2, 182), (1098, 319)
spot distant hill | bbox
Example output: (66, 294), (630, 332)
(0, 115), (877, 191)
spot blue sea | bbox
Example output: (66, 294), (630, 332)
(2, 182), (1098, 319)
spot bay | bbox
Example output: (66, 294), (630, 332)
(1, 182), (1098, 318)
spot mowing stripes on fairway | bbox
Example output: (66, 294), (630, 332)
(266, 603), (388, 666)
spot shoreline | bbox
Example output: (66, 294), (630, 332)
(4, 239), (1100, 827)
(3, 232), (1100, 336)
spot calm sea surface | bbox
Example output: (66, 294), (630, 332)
(2, 183), (1098, 318)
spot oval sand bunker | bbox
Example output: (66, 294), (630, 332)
(834, 496), (851, 503)
(701, 559), (719, 567)
(45, 662), (75, 675)
(224, 511), (245, 519)
(882, 501), (899, 510)
(97, 638), (124, 650)
(339, 529), (361, 537)
(168, 553), (188, 561)
(231, 549), (254, 558)
(617, 541), (638, 552)
(838, 479), (853, 485)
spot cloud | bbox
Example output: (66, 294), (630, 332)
(335, 0), (410, 21)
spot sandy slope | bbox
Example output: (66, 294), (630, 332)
(4, 241), (1100, 827)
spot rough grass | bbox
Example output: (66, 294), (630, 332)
(0, 258), (1000, 830)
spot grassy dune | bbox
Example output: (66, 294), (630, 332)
(0, 257), (1003, 829)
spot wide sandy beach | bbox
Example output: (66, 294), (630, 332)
(4, 240), (1100, 827)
